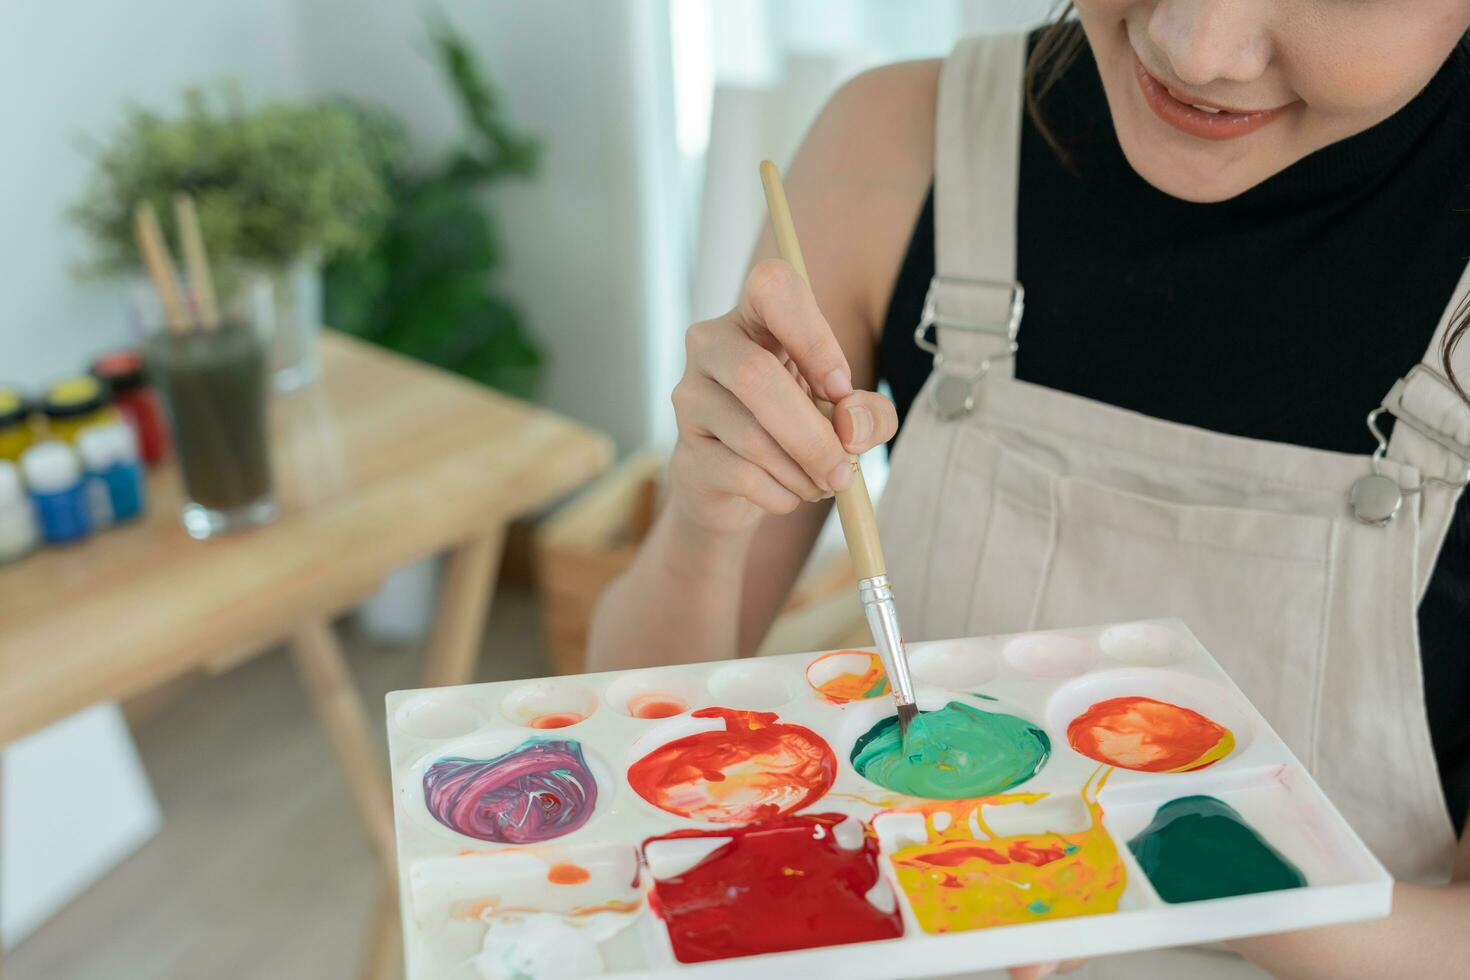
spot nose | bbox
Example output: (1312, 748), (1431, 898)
(1148, 0), (1273, 87)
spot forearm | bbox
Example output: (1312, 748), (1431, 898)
(1232, 880), (1470, 979)
(586, 510), (752, 672)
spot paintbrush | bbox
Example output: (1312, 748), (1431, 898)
(132, 201), (193, 334)
(759, 160), (919, 736)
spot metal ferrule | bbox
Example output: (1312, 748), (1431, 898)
(858, 575), (917, 709)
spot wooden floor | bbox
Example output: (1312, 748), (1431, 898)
(7, 588), (551, 980)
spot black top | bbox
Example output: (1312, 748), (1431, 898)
(879, 32), (1470, 831)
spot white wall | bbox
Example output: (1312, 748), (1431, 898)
(0, 0), (307, 384)
(293, 0), (676, 454)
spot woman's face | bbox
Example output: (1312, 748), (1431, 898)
(1074, 0), (1470, 202)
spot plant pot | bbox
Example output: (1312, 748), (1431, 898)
(263, 255), (323, 393)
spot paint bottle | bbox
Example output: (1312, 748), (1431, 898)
(41, 376), (118, 445)
(21, 441), (93, 545)
(92, 351), (169, 467)
(0, 460), (40, 562)
(0, 388), (33, 462)
(77, 422), (146, 524)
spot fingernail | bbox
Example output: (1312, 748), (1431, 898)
(847, 405), (872, 446)
(823, 368), (852, 400)
(826, 460), (853, 492)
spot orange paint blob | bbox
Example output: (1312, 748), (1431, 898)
(806, 651), (890, 704)
(1066, 696), (1235, 773)
(547, 862), (592, 885)
(528, 712), (585, 729)
(629, 693), (687, 719)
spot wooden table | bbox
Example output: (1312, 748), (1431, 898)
(0, 332), (612, 978)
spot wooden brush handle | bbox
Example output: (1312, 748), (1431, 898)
(133, 202), (192, 333)
(759, 160), (887, 581)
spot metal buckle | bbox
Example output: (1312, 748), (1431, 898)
(914, 276), (1024, 419)
(1366, 365), (1470, 491)
(1353, 365), (1470, 525)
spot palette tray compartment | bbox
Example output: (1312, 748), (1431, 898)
(387, 619), (1391, 979)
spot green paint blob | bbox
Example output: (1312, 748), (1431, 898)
(1128, 795), (1306, 904)
(849, 701), (1050, 799)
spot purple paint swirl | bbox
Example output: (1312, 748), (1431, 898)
(423, 738), (599, 843)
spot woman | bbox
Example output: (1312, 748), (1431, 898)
(590, 2), (1470, 976)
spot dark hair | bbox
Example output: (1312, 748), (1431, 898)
(1024, 8), (1470, 400)
(1446, 299), (1469, 403)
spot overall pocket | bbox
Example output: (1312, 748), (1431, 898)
(1032, 474), (1333, 759)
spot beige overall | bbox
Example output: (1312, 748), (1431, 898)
(879, 32), (1470, 979)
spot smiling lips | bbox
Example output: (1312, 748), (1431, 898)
(1133, 53), (1288, 140)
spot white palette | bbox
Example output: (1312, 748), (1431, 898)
(386, 620), (1390, 979)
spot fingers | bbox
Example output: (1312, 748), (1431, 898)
(676, 435), (803, 516)
(677, 375), (827, 502)
(1057, 960), (1089, 974)
(830, 390), (899, 455)
(689, 323), (852, 493)
(1008, 965), (1055, 980)
(739, 258), (853, 402)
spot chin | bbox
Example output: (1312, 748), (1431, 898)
(1111, 125), (1272, 203)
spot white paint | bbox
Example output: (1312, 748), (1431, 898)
(643, 836), (730, 880)
(832, 815), (865, 851)
(863, 877), (898, 916)
(475, 913), (605, 980)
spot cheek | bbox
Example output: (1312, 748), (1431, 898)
(1285, 4), (1468, 121)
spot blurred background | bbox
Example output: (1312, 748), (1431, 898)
(1, 2), (1050, 977)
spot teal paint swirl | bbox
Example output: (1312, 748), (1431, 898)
(1128, 795), (1306, 903)
(849, 701), (1050, 799)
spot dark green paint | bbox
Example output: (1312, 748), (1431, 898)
(1128, 795), (1306, 904)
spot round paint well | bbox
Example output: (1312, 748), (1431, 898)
(907, 638), (997, 689)
(499, 679), (598, 729)
(625, 707), (836, 823)
(1003, 633), (1101, 678)
(409, 730), (614, 845)
(604, 670), (705, 719)
(805, 650), (890, 703)
(706, 661), (798, 709)
(847, 695), (1050, 800)
(1099, 622), (1181, 666)
(394, 692), (483, 740)
(1045, 668), (1254, 772)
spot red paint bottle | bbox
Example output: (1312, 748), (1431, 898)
(92, 351), (169, 467)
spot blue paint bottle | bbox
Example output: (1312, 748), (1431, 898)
(78, 422), (145, 523)
(20, 441), (92, 544)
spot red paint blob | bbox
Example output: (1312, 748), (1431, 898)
(626, 708), (836, 823)
(528, 712), (585, 729)
(644, 813), (903, 962)
(629, 693), (687, 719)
(546, 862), (591, 885)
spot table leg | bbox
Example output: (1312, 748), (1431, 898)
(288, 619), (397, 874)
(361, 526), (508, 979)
(361, 875), (404, 980)
(419, 527), (506, 689)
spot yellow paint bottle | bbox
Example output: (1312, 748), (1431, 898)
(41, 377), (117, 444)
(0, 389), (32, 462)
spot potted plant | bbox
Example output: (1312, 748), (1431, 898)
(323, 16), (545, 401)
(71, 84), (402, 391)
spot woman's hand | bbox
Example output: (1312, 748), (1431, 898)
(669, 258), (898, 534)
(1008, 960), (1089, 979)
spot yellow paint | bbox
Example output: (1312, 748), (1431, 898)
(1168, 728), (1234, 772)
(886, 767), (1125, 934)
(807, 651), (890, 703)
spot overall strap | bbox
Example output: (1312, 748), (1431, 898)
(925, 32), (1028, 389)
(1382, 259), (1470, 592)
